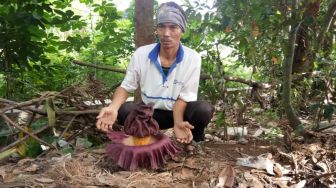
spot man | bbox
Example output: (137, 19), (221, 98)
(96, 2), (213, 144)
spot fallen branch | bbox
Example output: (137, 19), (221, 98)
(73, 60), (126, 74)
(25, 108), (100, 115)
(0, 97), (47, 115)
(1, 114), (56, 150)
(1, 98), (100, 115)
(73, 60), (270, 89)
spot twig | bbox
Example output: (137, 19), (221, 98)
(0, 93), (56, 115)
(291, 153), (299, 176)
(277, 149), (292, 160)
(59, 115), (78, 140)
(1, 114), (56, 150)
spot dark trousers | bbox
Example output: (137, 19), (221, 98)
(117, 101), (214, 142)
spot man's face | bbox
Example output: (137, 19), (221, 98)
(157, 23), (183, 49)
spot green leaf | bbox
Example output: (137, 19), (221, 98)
(23, 138), (43, 157)
(72, 15), (81, 20)
(65, 10), (74, 18)
(60, 24), (71, 32)
(28, 26), (47, 38)
(323, 104), (335, 122)
(294, 124), (305, 136)
(76, 137), (93, 149)
(53, 9), (66, 17)
(51, 17), (65, 24)
(59, 145), (74, 155)
(303, 16), (315, 26)
(31, 118), (48, 130)
(42, 3), (52, 12)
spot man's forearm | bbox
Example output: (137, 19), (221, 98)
(173, 98), (187, 125)
(108, 86), (130, 110)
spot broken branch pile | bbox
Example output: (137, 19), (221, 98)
(0, 76), (111, 159)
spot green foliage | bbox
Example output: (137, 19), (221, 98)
(76, 137), (93, 149)
(214, 111), (225, 127)
(0, 0), (135, 99)
(293, 124), (305, 136)
(0, 0), (89, 99)
(262, 127), (282, 142)
(31, 118), (48, 130)
(21, 138), (43, 157)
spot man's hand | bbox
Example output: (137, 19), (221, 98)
(173, 121), (194, 143)
(96, 106), (118, 132)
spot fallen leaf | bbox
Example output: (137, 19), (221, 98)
(17, 158), (35, 167)
(273, 163), (283, 177)
(180, 167), (194, 180)
(244, 172), (263, 188)
(35, 177), (54, 183)
(274, 180), (290, 188)
(12, 168), (22, 175)
(24, 164), (38, 172)
(0, 167), (7, 182)
(97, 175), (128, 187)
(199, 181), (211, 188)
(252, 128), (264, 137)
(185, 157), (198, 169)
(215, 165), (235, 188)
(272, 56), (278, 64)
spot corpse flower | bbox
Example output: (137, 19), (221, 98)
(106, 103), (181, 170)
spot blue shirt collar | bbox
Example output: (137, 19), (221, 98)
(148, 43), (184, 63)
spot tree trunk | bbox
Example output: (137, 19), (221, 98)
(3, 48), (13, 99)
(282, 0), (301, 129)
(292, 0), (321, 73)
(134, 0), (155, 102)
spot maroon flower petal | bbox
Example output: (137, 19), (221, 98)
(106, 133), (181, 170)
(107, 131), (129, 144)
(124, 103), (159, 137)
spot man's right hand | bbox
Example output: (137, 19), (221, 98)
(96, 106), (118, 132)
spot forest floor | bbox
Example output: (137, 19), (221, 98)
(0, 116), (335, 188)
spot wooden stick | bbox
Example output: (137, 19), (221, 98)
(0, 98), (100, 115)
(1, 114), (56, 150)
(59, 115), (77, 140)
(0, 96), (48, 115)
(73, 60), (126, 74)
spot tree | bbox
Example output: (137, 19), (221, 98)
(134, 0), (155, 48)
(282, 0), (336, 128)
(0, 0), (89, 99)
(134, 0), (155, 101)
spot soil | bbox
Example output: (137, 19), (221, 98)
(0, 125), (335, 187)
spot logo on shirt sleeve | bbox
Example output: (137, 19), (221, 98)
(173, 79), (184, 86)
